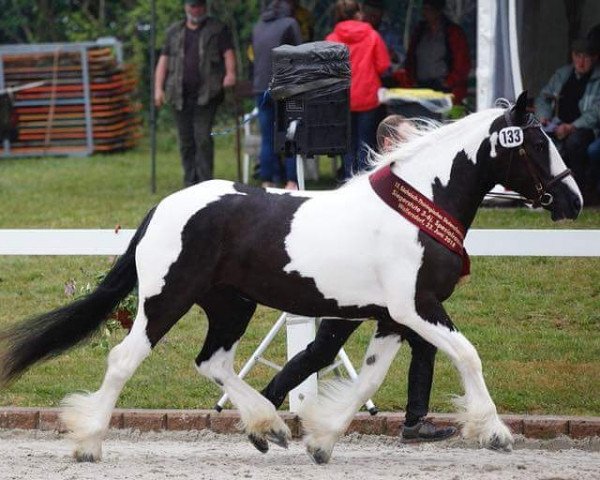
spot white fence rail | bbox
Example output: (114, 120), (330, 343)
(0, 229), (599, 256)
(1, 228), (598, 413)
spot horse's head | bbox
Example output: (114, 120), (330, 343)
(488, 92), (583, 221)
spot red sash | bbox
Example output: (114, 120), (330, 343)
(369, 164), (470, 277)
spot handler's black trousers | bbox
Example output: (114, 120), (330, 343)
(260, 319), (437, 426)
(173, 98), (219, 187)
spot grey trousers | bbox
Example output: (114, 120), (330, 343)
(173, 98), (219, 187)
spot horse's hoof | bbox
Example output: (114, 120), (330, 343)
(486, 434), (513, 453)
(74, 451), (99, 463)
(307, 446), (331, 465)
(267, 428), (289, 449)
(248, 433), (269, 454)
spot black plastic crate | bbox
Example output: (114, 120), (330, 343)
(270, 42), (350, 157)
(274, 88), (350, 157)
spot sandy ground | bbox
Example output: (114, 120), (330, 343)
(0, 429), (599, 480)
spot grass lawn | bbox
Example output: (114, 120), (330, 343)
(0, 133), (599, 416)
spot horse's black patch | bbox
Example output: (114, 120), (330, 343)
(213, 377), (224, 386)
(366, 355), (377, 365)
(432, 149), (493, 230)
(144, 185), (387, 357)
(412, 148), (491, 330)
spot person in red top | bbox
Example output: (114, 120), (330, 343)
(404, 0), (470, 105)
(326, 0), (390, 179)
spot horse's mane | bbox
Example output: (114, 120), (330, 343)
(356, 107), (506, 179)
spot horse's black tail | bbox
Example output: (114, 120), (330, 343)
(0, 207), (156, 386)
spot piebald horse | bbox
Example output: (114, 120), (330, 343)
(0, 93), (582, 463)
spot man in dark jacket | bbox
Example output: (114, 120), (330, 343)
(252, 0), (302, 189)
(155, 0), (236, 187)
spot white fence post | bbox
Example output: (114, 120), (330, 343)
(285, 315), (318, 413)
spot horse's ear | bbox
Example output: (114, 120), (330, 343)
(511, 91), (528, 125)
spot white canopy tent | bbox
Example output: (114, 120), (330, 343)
(476, 0), (600, 110)
(476, 0), (520, 109)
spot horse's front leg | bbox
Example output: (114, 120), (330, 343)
(299, 326), (402, 464)
(390, 297), (513, 451)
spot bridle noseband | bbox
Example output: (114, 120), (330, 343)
(514, 145), (572, 207)
(488, 111), (572, 208)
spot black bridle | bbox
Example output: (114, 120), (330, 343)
(512, 146), (572, 207)
(486, 112), (572, 208)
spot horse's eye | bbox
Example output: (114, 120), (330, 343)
(534, 143), (545, 153)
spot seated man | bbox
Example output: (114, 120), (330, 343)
(585, 103), (600, 204)
(586, 25), (600, 204)
(534, 38), (600, 200)
(261, 115), (457, 443)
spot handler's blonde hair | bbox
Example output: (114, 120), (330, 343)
(376, 115), (417, 152)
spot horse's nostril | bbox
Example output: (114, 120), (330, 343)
(573, 196), (582, 212)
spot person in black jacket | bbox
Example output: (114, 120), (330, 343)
(252, 0), (302, 190)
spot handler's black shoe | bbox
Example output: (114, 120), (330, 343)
(401, 419), (458, 443)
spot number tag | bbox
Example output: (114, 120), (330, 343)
(498, 127), (523, 148)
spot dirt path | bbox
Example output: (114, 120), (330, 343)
(1, 429), (599, 480)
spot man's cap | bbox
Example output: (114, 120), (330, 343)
(571, 38), (595, 55)
(184, 0), (205, 5)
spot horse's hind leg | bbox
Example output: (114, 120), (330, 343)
(61, 317), (152, 461)
(300, 322), (402, 464)
(195, 288), (291, 453)
(61, 285), (196, 462)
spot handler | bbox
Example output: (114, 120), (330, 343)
(261, 115), (457, 443)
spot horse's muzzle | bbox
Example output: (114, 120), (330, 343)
(549, 182), (583, 221)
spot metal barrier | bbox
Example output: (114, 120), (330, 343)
(0, 38), (140, 158)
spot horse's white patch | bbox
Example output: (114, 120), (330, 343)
(489, 131), (498, 158)
(196, 345), (289, 438)
(196, 345), (271, 429)
(300, 333), (402, 459)
(385, 305), (512, 449)
(61, 323), (152, 461)
(196, 345), (237, 381)
(283, 182), (423, 308)
(263, 186), (315, 197)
